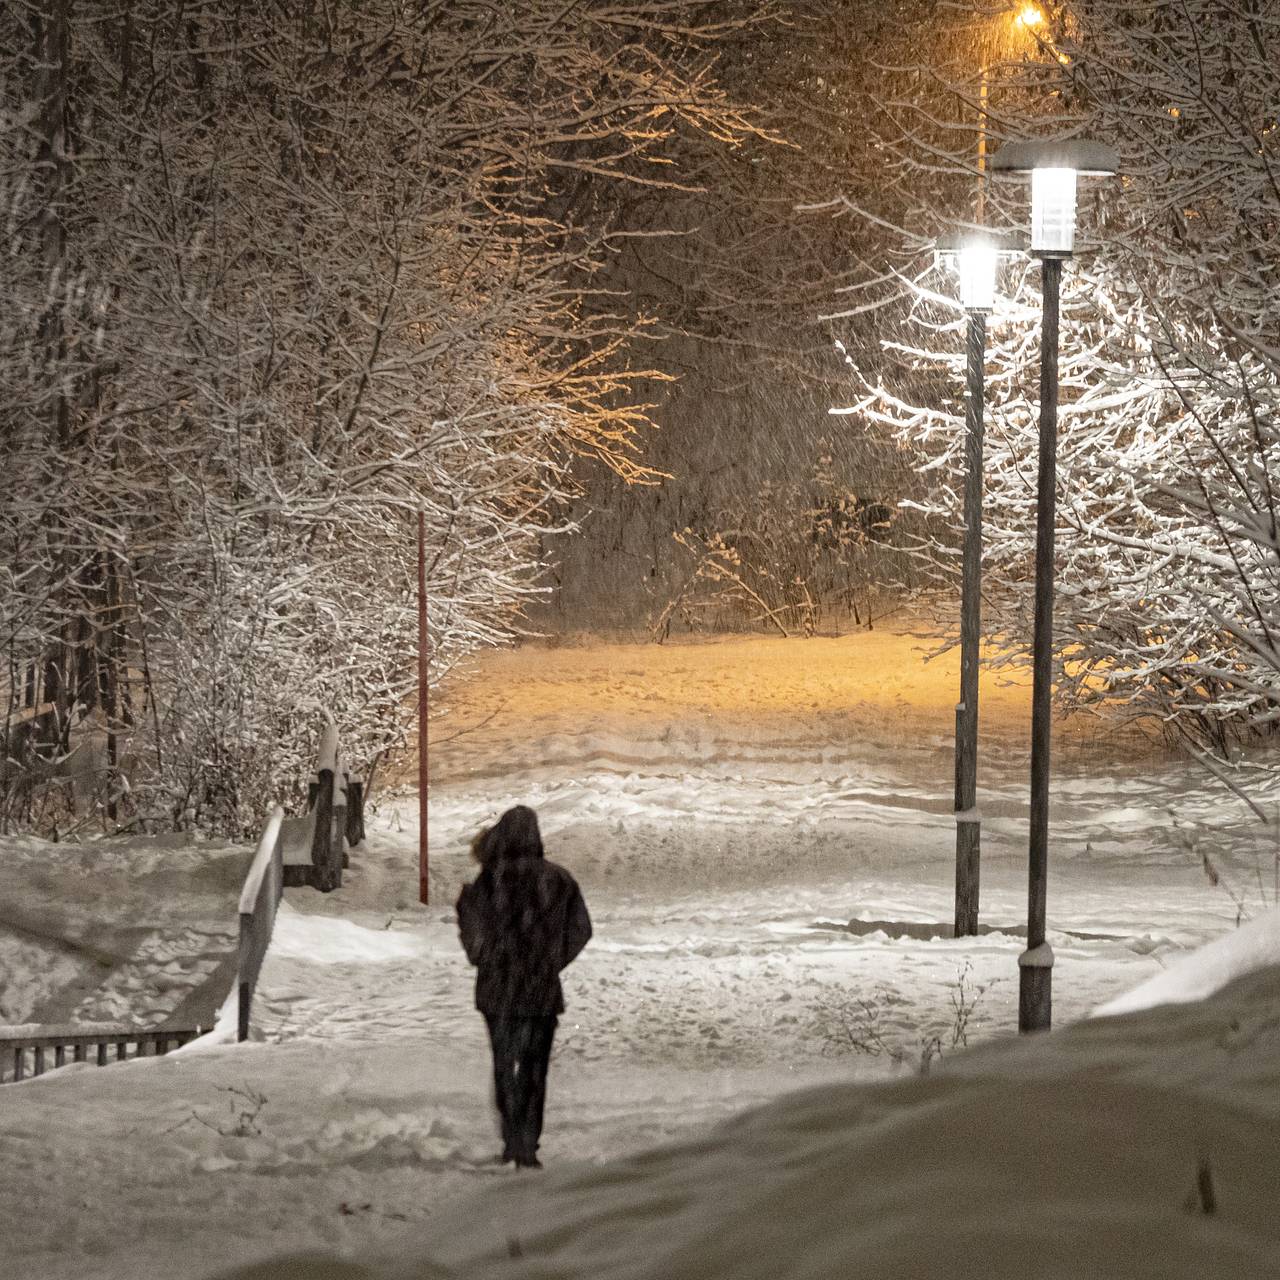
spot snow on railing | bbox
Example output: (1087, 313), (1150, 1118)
(238, 805), (285, 917)
(238, 805), (285, 1042)
(317, 720), (339, 776)
(242, 717), (368, 1035)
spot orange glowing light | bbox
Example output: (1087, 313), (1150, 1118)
(1014, 3), (1046, 27)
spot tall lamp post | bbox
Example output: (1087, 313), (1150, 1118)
(990, 139), (1118, 1032)
(936, 232), (1011, 938)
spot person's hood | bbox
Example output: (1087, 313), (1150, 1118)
(488, 804), (544, 861)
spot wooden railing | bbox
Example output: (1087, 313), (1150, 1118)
(238, 805), (285, 1042)
(1, 1025), (203, 1083)
(283, 721), (366, 893)
(2, 717), (366, 1078)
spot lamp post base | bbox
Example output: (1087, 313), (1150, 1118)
(954, 814), (980, 937)
(1018, 944), (1053, 1033)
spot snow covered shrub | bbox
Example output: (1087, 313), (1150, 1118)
(654, 454), (909, 640)
(813, 962), (992, 1073)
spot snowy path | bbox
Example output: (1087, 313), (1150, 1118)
(248, 631), (1279, 1181)
(267, 734), (1251, 1083)
(3, 632), (1277, 1278)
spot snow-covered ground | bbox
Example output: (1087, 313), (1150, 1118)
(0, 833), (251, 1027)
(390, 958), (1280, 1280)
(3, 631), (1279, 1278)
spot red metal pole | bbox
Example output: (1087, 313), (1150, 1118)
(418, 510), (429, 905)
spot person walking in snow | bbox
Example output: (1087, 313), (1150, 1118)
(456, 805), (592, 1169)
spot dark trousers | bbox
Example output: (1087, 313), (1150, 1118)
(484, 1014), (557, 1161)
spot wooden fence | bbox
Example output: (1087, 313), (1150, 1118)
(1, 719), (365, 1081)
(3, 1026), (204, 1083)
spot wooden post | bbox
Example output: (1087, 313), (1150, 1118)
(96, 1042), (107, 1066)
(334, 793), (348, 877)
(13, 1049), (23, 1082)
(311, 769), (337, 892)
(73, 1044), (85, 1063)
(418, 510), (430, 905)
(54, 1044), (65, 1068)
(34, 1046), (45, 1076)
(346, 777), (365, 847)
(335, 759), (349, 871)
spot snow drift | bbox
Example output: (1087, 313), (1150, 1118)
(218, 963), (1280, 1280)
(1093, 903), (1280, 1018)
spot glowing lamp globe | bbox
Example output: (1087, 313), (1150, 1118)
(990, 139), (1119, 256)
(936, 232), (1017, 313)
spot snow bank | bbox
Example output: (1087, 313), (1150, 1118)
(1093, 903), (1280, 1018)
(219, 965), (1280, 1280)
(170, 982), (240, 1050)
(264, 902), (424, 965)
(0, 931), (83, 1022)
(0, 830), (251, 1028)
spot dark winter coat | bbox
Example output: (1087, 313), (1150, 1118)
(456, 853), (592, 1016)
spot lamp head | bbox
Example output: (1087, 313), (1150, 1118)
(989, 138), (1119, 256)
(935, 230), (1019, 313)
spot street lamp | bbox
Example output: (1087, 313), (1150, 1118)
(936, 231), (1016, 939)
(974, 5), (1049, 222)
(939, 234), (1000, 311)
(990, 138), (1118, 1032)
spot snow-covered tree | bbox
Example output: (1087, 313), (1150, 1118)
(826, 1), (1280, 751)
(541, 0), (943, 634)
(0, 1), (767, 833)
